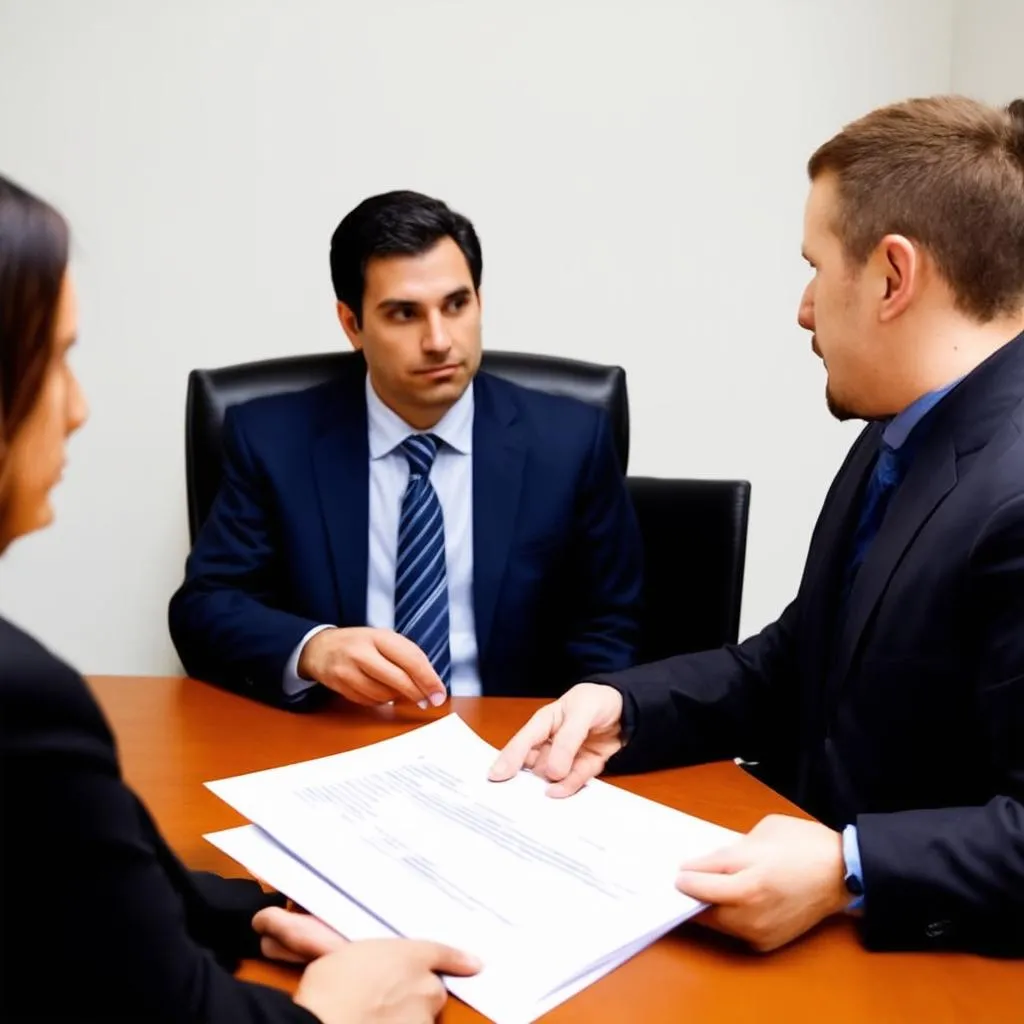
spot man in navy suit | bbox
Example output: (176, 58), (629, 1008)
(492, 96), (1024, 956)
(169, 191), (642, 709)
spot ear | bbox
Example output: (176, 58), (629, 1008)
(336, 301), (363, 351)
(875, 234), (917, 323)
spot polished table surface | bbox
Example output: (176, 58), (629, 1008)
(88, 676), (1021, 1024)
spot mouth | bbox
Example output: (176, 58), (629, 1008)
(415, 363), (461, 380)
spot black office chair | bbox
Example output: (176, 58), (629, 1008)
(184, 351), (750, 656)
(627, 477), (750, 661)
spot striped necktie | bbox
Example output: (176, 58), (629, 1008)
(394, 434), (451, 689)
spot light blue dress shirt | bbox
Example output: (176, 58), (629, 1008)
(283, 376), (482, 698)
(842, 377), (961, 909)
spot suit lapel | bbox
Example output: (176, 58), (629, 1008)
(827, 331), (1024, 685)
(802, 426), (880, 639)
(793, 426), (879, 755)
(471, 374), (526, 666)
(312, 374), (370, 625)
(835, 431), (957, 682)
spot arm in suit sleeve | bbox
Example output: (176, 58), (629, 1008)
(0, 653), (320, 1023)
(169, 407), (324, 707)
(185, 869), (290, 962)
(590, 598), (801, 775)
(855, 495), (1024, 954)
(563, 409), (644, 677)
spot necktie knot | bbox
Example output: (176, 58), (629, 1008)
(401, 434), (440, 478)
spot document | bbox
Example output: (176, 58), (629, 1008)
(206, 714), (738, 1024)
(206, 823), (669, 1024)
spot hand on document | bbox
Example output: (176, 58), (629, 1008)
(293, 937), (481, 1024)
(252, 905), (481, 1022)
(253, 906), (347, 963)
(488, 682), (625, 796)
(675, 814), (849, 952)
(298, 627), (448, 708)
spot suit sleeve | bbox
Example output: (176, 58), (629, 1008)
(563, 410), (644, 678)
(186, 870), (289, 961)
(855, 495), (1024, 954)
(590, 599), (801, 775)
(169, 407), (324, 707)
(589, 426), (878, 776)
(0, 661), (321, 1023)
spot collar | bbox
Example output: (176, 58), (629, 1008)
(365, 373), (474, 459)
(882, 378), (963, 451)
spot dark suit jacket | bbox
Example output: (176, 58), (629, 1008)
(0, 616), (319, 1023)
(169, 365), (643, 705)
(596, 332), (1024, 956)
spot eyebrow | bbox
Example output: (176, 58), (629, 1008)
(376, 286), (472, 312)
(377, 298), (420, 313)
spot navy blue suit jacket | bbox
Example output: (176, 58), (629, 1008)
(169, 364), (643, 705)
(597, 332), (1024, 955)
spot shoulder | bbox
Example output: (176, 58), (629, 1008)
(476, 371), (605, 436)
(0, 616), (114, 759)
(229, 376), (351, 437)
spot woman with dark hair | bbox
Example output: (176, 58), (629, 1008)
(0, 175), (479, 1023)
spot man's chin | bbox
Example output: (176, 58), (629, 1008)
(825, 386), (858, 422)
(414, 371), (472, 406)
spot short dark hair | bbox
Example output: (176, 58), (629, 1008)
(329, 190), (483, 325)
(808, 95), (1024, 322)
(0, 174), (69, 486)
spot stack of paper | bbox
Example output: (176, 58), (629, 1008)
(205, 714), (738, 1024)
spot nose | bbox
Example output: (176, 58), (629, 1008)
(797, 281), (815, 332)
(68, 369), (89, 435)
(422, 309), (451, 355)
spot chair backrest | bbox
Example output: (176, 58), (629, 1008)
(627, 477), (751, 659)
(185, 350), (629, 541)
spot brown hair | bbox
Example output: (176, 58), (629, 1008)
(0, 175), (69, 482)
(808, 95), (1024, 322)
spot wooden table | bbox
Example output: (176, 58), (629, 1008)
(89, 676), (1021, 1024)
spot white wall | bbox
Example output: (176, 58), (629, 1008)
(951, 0), (1024, 101)
(0, 0), (955, 674)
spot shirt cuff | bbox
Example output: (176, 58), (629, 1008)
(282, 624), (334, 698)
(842, 823), (865, 911)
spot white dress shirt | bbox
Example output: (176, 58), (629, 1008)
(283, 375), (480, 698)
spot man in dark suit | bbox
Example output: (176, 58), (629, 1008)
(169, 191), (642, 709)
(491, 96), (1024, 956)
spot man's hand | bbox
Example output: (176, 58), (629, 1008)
(488, 683), (625, 797)
(676, 815), (850, 953)
(298, 627), (447, 708)
(252, 906), (346, 964)
(294, 938), (482, 1024)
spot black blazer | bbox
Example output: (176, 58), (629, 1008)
(169, 364), (643, 705)
(597, 332), (1024, 956)
(0, 616), (319, 1023)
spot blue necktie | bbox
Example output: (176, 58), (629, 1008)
(394, 435), (451, 689)
(844, 440), (903, 593)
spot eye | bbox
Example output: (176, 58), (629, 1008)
(388, 306), (417, 322)
(445, 293), (469, 314)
